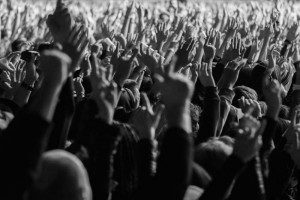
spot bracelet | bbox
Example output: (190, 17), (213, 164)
(21, 82), (34, 92)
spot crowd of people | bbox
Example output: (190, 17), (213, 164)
(1, 0), (300, 199)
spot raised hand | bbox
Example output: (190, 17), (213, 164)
(285, 107), (300, 169)
(90, 61), (118, 125)
(262, 77), (281, 120)
(46, 0), (75, 44)
(221, 34), (245, 65)
(293, 43), (300, 63)
(80, 54), (92, 77)
(63, 25), (89, 73)
(39, 50), (71, 86)
(203, 33), (217, 63)
(247, 37), (262, 64)
(130, 93), (164, 140)
(156, 22), (169, 43)
(218, 59), (243, 89)
(238, 97), (262, 118)
(112, 43), (138, 87)
(266, 45), (280, 74)
(175, 38), (196, 71)
(198, 62), (215, 87)
(74, 77), (85, 102)
(101, 23), (115, 40)
(154, 58), (194, 133)
(258, 23), (274, 40)
(286, 22), (299, 42)
(190, 63), (199, 84)
(225, 17), (238, 39)
(233, 113), (263, 163)
(154, 58), (194, 107)
(23, 54), (39, 86)
(139, 43), (159, 73)
(136, 4), (145, 33)
(125, 33), (138, 54)
(91, 42), (102, 57)
(114, 33), (127, 50)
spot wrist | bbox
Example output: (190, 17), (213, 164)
(165, 100), (191, 133)
(266, 109), (279, 121)
(138, 127), (155, 140)
(23, 78), (36, 86)
(42, 78), (64, 91)
(95, 112), (113, 125)
(21, 82), (34, 92)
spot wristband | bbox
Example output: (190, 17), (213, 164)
(21, 82), (34, 92)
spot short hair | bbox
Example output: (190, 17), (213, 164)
(232, 86), (258, 108)
(28, 150), (92, 200)
(194, 138), (233, 178)
(11, 39), (26, 52)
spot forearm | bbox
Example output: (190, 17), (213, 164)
(30, 81), (63, 122)
(218, 88), (235, 136)
(280, 40), (291, 57)
(216, 36), (230, 58)
(121, 14), (131, 38)
(0, 111), (51, 199)
(196, 86), (220, 145)
(154, 127), (193, 200)
(156, 40), (165, 54)
(13, 82), (34, 107)
(88, 118), (122, 200)
(166, 101), (192, 134)
(199, 155), (245, 200)
(136, 139), (156, 199)
(258, 37), (270, 62)
(164, 49), (175, 65)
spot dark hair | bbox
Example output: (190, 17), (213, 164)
(11, 39), (26, 52)
(232, 86), (258, 108)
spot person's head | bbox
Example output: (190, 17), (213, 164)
(1, 29), (10, 40)
(232, 86), (258, 108)
(190, 103), (202, 136)
(28, 150), (92, 200)
(194, 138), (233, 178)
(11, 39), (27, 52)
